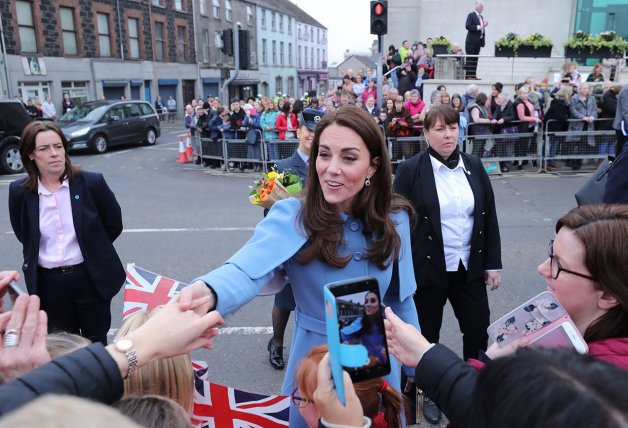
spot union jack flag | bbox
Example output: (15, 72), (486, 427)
(122, 263), (188, 320)
(192, 361), (290, 428)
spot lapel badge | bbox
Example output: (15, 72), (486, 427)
(314, 115), (321, 123)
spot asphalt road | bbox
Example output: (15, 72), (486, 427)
(0, 122), (590, 402)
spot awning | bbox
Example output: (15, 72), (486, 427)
(202, 78), (221, 84)
(102, 80), (127, 88)
(129, 80), (143, 86)
(232, 79), (259, 85)
(157, 79), (178, 86)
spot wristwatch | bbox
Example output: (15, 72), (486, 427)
(114, 337), (138, 379)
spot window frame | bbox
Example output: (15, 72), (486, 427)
(16, 0), (37, 53)
(60, 7), (78, 56)
(96, 13), (111, 57)
(154, 21), (165, 61)
(127, 17), (140, 59)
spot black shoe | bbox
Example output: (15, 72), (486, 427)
(268, 339), (284, 370)
(423, 396), (441, 424)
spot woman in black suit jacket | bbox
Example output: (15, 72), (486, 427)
(393, 105), (502, 362)
(8, 121), (125, 344)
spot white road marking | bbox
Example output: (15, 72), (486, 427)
(5, 226), (254, 235)
(104, 149), (133, 157)
(108, 326), (272, 337)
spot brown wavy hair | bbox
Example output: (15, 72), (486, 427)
(299, 106), (413, 269)
(19, 120), (80, 192)
(555, 204), (628, 342)
(296, 344), (406, 428)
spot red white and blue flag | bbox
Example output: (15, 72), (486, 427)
(122, 263), (188, 320)
(192, 361), (290, 428)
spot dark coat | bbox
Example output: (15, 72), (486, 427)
(393, 150), (502, 288)
(8, 171), (125, 300)
(0, 344), (123, 416)
(603, 145), (628, 204)
(543, 98), (571, 132)
(493, 100), (518, 133)
(598, 89), (617, 130)
(465, 11), (485, 46)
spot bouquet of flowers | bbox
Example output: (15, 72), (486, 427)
(249, 167), (303, 209)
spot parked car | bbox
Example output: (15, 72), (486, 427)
(0, 100), (32, 174)
(58, 100), (160, 154)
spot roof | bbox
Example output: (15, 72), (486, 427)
(255, 0), (327, 29)
(336, 55), (377, 70)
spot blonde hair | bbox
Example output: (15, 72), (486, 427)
(556, 86), (573, 100)
(46, 332), (91, 358)
(113, 395), (193, 428)
(0, 395), (141, 428)
(116, 310), (194, 414)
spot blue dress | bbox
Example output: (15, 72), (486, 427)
(197, 197), (420, 427)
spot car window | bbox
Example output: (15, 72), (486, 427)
(125, 103), (142, 118)
(59, 104), (109, 122)
(139, 103), (155, 116)
(109, 105), (127, 120)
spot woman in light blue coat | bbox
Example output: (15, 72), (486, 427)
(261, 99), (280, 161)
(181, 106), (420, 427)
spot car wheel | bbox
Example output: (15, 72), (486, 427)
(143, 128), (157, 145)
(0, 143), (24, 174)
(91, 134), (108, 154)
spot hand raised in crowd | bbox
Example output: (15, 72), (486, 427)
(313, 353), (365, 427)
(0, 294), (51, 384)
(383, 307), (432, 369)
(0, 271), (20, 313)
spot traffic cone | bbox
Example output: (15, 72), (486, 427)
(185, 133), (193, 159)
(176, 137), (190, 164)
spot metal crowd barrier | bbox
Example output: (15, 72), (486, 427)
(543, 118), (615, 173)
(192, 119), (618, 175)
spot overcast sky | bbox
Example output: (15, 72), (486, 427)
(290, 0), (376, 65)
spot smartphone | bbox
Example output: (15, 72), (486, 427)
(327, 276), (390, 383)
(8, 281), (26, 298)
(528, 318), (589, 354)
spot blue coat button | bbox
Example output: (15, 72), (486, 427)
(353, 252), (363, 261)
(349, 222), (360, 232)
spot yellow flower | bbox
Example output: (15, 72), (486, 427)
(268, 171), (277, 180)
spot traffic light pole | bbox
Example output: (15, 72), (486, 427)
(376, 35), (383, 111)
(220, 23), (241, 105)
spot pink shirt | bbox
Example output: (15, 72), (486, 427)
(38, 179), (84, 268)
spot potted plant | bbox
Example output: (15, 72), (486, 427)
(495, 32), (519, 57)
(431, 36), (452, 56)
(564, 30), (628, 58)
(517, 33), (553, 57)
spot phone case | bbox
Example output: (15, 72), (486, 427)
(487, 291), (567, 347)
(528, 317), (589, 354)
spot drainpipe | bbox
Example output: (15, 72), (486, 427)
(116, 0), (124, 60)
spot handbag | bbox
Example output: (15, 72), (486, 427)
(574, 156), (615, 206)
(246, 129), (259, 145)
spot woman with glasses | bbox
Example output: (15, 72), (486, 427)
(294, 344), (404, 428)
(383, 204), (628, 428)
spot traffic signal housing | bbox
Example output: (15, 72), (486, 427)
(238, 29), (250, 70)
(370, 1), (388, 36)
(221, 29), (233, 56)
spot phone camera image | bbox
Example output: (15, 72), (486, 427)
(329, 277), (391, 382)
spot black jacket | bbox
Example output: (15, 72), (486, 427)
(465, 12), (485, 46)
(8, 171), (125, 300)
(493, 100), (517, 133)
(603, 146), (628, 204)
(0, 344), (123, 416)
(543, 98), (571, 132)
(393, 151), (502, 288)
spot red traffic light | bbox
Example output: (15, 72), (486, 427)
(373, 2), (385, 15)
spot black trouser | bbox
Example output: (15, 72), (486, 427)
(38, 264), (111, 344)
(464, 42), (481, 78)
(414, 261), (490, 361)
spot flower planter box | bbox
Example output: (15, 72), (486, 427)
(495, 46), (515, 57)
(432, 45), (449, 56)
(564, 46), (626, 59)
(517, 45), (552, 57)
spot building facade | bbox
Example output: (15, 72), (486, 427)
(256, 0), (297, 98)
(294, 14), (327, 97)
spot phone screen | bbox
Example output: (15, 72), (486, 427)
(328, 277), (390, 382)
(529, 321), (588, 354)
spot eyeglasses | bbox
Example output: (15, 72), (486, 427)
(548, 240), (595, 281)
(365, 297), (378, 304)
(291, 388), (313, 408)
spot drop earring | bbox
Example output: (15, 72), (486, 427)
(364, 178), (371, 187)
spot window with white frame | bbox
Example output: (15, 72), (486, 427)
(288, 17), (292, 35)
(96, 13), (111, 57)
(213, 0), (220, 19)
(175, 0), (183, 11)
(298, 45), (302, 68)
(271, 12), (276, 31)
(225, 0), (232, 21)
(128, 18), (140, 59)
(280, 41), (284, 65)
(288, 42), (292, 66)
(317, 28), (320, 43)
(317, 48), (320, 69)
(199, 0), (206, 15)
(16, 1), (37, 53)
(310, 27), (313, 41)
(297, 26), (301, 39)
(177, 26), (186, 61)
(215, 31), (223, 63)
(272, 40), (276, 65)
(278, 14), (283, 32)
(202, 29), (210, 63)
(262, 38), (267, 65)
(154, 21), (165, 61)
(60, 7), (77, 55)
(261, 9), (266, 28)
(246, 5), (253, 25)
(276, 76), (282, 94)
